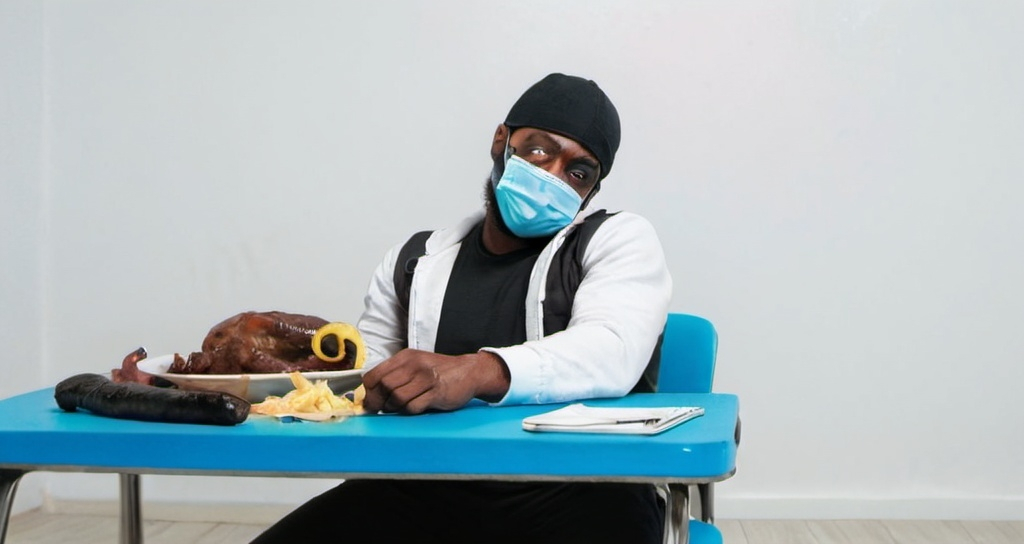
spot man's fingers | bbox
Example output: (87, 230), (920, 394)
(359, 362), (387, 389)
(401, 392), (436, 415)
(384, 381), (434, 414)
(381, 368), (441, 413)
(361, 365), (409, 412)
(363, 360), (434, 413)
(360, 383), (386, 413)
(361, 349), (420, 388)
(359, 349), (480, 414)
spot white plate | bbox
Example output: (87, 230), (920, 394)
(136, 354), (364, 403)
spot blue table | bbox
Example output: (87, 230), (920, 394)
(0, 389), (739, 543)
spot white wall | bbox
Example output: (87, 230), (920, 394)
(2, 0), (1022, 520)
(0, 0), (48, 516)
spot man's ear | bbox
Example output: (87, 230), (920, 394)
(490, 124), (509, 162)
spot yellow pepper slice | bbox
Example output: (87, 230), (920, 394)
(311, 322), (366, 369)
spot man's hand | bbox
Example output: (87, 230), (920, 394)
(360, 349), (511, 414)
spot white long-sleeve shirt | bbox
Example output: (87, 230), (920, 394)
(356, 206), (672, 406)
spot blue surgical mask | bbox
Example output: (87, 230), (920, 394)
(493, 155), (583, 238)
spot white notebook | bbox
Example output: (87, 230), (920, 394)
(522, 403), (705, 435)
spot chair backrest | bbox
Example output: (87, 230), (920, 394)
(656, 313), (718, 393)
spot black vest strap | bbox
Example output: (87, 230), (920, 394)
(393, 230), (433, 313)
(541, 211), (660, 393)
(541, 211), (613, 335)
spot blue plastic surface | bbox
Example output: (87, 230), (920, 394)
(689, 519), (724, 544)
(658, 313), (718, 393)
(0, 389), (738, 482)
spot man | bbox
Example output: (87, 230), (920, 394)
(253, 73), (672, 544)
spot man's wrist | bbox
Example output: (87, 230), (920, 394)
(471, 350), (511, 403)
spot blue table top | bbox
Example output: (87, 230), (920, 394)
(0, 388), (739, 483)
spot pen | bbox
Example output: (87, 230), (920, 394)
(613, 418), (661, 426)
(564, 418), (661, 427)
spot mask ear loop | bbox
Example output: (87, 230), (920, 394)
(490, 130), (514, 187)
(578, 179), (601, 211)
(503, 130), (513, 162)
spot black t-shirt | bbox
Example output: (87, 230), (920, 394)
(433, 222), (543, 355)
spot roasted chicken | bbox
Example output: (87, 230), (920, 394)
(167, 311), (359, 375)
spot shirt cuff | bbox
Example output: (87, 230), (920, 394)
(479, 345), (549, 406)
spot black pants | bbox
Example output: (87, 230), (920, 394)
(251, 479), (664, 544)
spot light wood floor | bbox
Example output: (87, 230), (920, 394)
(6, 510), (1024, 543)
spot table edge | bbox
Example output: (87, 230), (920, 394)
(0, 463), (736, 485)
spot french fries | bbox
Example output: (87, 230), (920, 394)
(252, 372), (363, 420)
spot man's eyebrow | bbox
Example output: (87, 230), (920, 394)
(525, 133), (599, 166)
(571, 156), (600, 170)
(522, 131), (562, 152)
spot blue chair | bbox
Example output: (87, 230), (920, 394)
(657, 313), (723, 544)
(658, 313), (718, 395)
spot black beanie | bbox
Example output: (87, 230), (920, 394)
(504, 73), (621, 180)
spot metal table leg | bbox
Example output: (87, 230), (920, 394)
(0, 469), (28, 544)
(119, 473), (142, 544)
(697, 483), (714, 523)
(662, 483), (690, 544)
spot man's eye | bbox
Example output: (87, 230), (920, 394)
(529, 148), (548, 156)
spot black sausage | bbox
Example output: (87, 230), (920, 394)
(55, 373), (249, 426)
